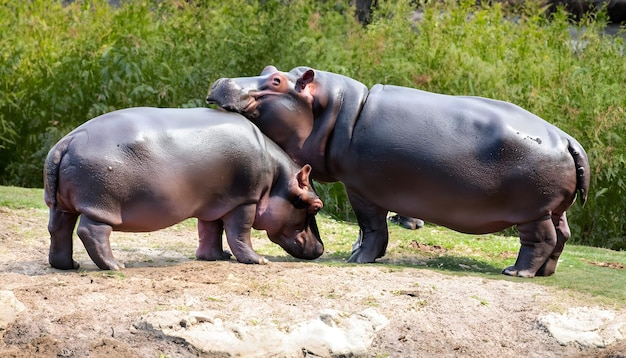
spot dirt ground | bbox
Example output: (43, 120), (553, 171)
(1, 207), (625, 357)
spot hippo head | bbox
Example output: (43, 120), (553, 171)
(258, 164), (324, 260)
(207, 66), (319, 153)
(207, 65), (315, 118)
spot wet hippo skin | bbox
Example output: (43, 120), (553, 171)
(207, 66), (590, 277)
(44, 107), (324, 270)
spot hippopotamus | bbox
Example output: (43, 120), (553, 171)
(206, 66), (591, 278)
(43, 107), (324, 270)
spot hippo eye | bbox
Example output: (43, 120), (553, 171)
(292, 195), (307, 210)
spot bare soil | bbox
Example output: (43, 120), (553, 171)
(1, 207), (624, 357)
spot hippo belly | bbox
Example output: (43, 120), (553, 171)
(340, 85), (577, 233)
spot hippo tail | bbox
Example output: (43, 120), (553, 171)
(567, 138), (590, 206)
(44, 135), (73, 208)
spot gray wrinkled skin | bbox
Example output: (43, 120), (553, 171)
(44, 108), (323, 270)
(207, 66), (590, 277)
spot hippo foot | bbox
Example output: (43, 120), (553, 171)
(347, 248), (379, 263)
(97, 260), (125, 271)
(236, 255), (269, 265)
(389, 215), (424, 230)
(348, 236), (386, 263)
(535, 258), (558, 277)
(196, 249), (233, 261)
(501, 265), (536, 278)
(49, 256), (80, 270)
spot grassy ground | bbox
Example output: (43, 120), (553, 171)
(2, 185), (624, 308)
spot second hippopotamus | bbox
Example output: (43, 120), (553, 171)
(207, 66), (590, 278)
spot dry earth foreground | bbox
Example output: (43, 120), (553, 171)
(1, 207), (625, 357)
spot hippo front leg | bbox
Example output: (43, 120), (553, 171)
(196, 219), (232, 261)
(222, 204), (269, 264)
(503, 216), (557, 278)
(346, 190), (389, 263)
(48, 208), (80, 270)
(76, 216), (124, 270)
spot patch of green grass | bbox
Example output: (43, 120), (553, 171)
(471, 294), (489, 306)
(0, 186), (46, 210)
(362, 295), (379, 307)
(538, 246), (626, 306)
(172, 218), (198, 230)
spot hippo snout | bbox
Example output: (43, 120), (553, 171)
(206, 78), (227, 104)
(291, 230), (324, 260)
(206, 79), (248, 112)
(206, 89), (218, 105)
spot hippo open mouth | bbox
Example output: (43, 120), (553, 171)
(242, 96), (260, 118)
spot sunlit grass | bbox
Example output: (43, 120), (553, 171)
(0, 186), (46, 210)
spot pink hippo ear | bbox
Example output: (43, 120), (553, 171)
(293, 164), (323, 214)
(295, 69), (315, 93)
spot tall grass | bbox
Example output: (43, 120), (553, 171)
(0, 0), (624, 249)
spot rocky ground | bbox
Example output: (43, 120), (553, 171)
(1, 207), (625, 357)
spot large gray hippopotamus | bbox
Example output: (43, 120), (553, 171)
(207, 66), (590, 278)
(44, 107), (324, 270)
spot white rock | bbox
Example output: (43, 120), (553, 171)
(538, 306), (626, 348)
(0, 290), (26, 331)
(138, 307), (389, 357)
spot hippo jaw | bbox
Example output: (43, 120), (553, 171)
(269, 215), (324, 260)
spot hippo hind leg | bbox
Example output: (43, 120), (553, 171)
(503, 216), (557, 278)
(536, 212), (570, 276)
(389, 214), (424, 230)
(195, 219), (232, 261)
(48, 207), (80, 270)
(76, 216), (124, 270)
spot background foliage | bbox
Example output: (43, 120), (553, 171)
(1, 0), (624, 249)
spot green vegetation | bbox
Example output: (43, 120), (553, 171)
(1, 0), (624, 248)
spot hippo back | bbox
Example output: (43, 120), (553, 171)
(52, 108), (276, 229)
(341, 85), (580, 232)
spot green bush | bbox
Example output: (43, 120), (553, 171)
(1, 0), (624, 249)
